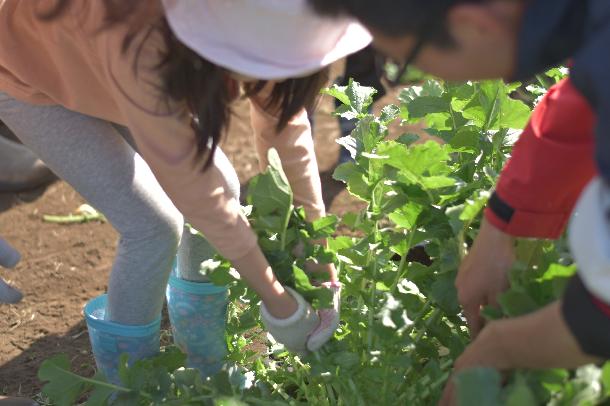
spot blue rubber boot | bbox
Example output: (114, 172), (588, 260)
(84, 294), (160, 384)
(166, 272), (229, 377)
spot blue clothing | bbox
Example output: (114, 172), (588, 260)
(515, 0), (610, 180)
(514, 0), (610, 357)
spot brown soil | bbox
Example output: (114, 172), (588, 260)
(0, 84), (425, 398)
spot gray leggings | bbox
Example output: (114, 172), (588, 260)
(0, 92), (240, 325)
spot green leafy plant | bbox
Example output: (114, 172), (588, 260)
(230, 148), (335, 309)
(38, 74), (610, 406)
(38, 348), (288, 405)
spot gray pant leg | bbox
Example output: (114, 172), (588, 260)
(0, 93), (182, 325)
(112, 123), (242, 283)
(176, 148), (241, 282)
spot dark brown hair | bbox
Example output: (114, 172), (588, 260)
(40, 0), (329, 169)
(308, 0), (486, 46)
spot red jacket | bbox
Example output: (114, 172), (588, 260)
(484, 78), (596, 238)
(483, 78), (610, 358)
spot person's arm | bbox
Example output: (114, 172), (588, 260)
(455, 217), (514, 335)
(248, 88), (341, 351)
(457, 78), (596, 335)
(249, 93), (326, 221)
(102, 26), (299, 318)
(457, 300), (597, 372)
(249, 91), (339, 283)
(446, 158), (610, 406)
(442, 265), (610, 405)
(439, 300), (600, 406)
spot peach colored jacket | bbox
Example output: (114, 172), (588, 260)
(0, 0), (325, 261)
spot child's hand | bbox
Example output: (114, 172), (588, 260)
(261, 287), (320, 353)
(0, 238), (23, 304)
(455, 218), (514, 336)
(261, 284), (341, 353)
(292, 238), (339, 283)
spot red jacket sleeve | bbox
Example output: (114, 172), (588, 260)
(484, 78), (597, 239)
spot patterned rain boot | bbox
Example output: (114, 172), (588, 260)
(84, 294), (160, 384)
(166, 271), (229, 377)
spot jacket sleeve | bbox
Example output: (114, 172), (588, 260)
(561, 20), (610, 359)
(484, 78), (596, 239)
(249, 97), (326, 221)
(563, 176), (610, 358)
(562, 274), (610, 358)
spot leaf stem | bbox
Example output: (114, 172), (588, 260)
(483, 87), (501, 132)
(279, 205), (293, 251)
(413, 308), (441, 345)
(42, 213), (105, 224)
(54, 370), (133, 393)
(535, 74), (551, 89)
(404, 301), (433, 337)
(390, 229), (416, 294)
(366, 222), (380, 352)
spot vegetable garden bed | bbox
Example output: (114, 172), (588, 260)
(36, 73), (610, 405)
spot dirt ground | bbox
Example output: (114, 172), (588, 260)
(0, 88), (365, 398)
(0, 75), (432, 397)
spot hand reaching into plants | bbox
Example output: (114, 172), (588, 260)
(261, 284), (341, 353)
(260, 286), (321, 353)
(302, 260), (342, 350)
(439, 301), (599, 406)
(37, 76), (610, 406)
(306, 280), (341, 351)
(0, 237), (23, 304)
(231, 243), (338, 353)
(293, 236), (338, 282)
(239, 148), (342, 352)
(455, 218), (515, 336)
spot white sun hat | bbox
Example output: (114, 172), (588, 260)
(161, 0), (372, 80)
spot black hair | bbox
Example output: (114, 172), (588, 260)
(308, 0), (485, 46)
(40, 0), (329, 169)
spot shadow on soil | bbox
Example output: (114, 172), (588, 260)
(1, 311), (173, 398)
(0, 320), (94, 397)
(1, 167), (345, 398)
(0, 184), (56, 214)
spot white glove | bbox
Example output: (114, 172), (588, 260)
(306, 281), (341, 351)
(260, 287), (320, 353)
(261, 284), (342, 353)
(0, 238), (23, 304)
